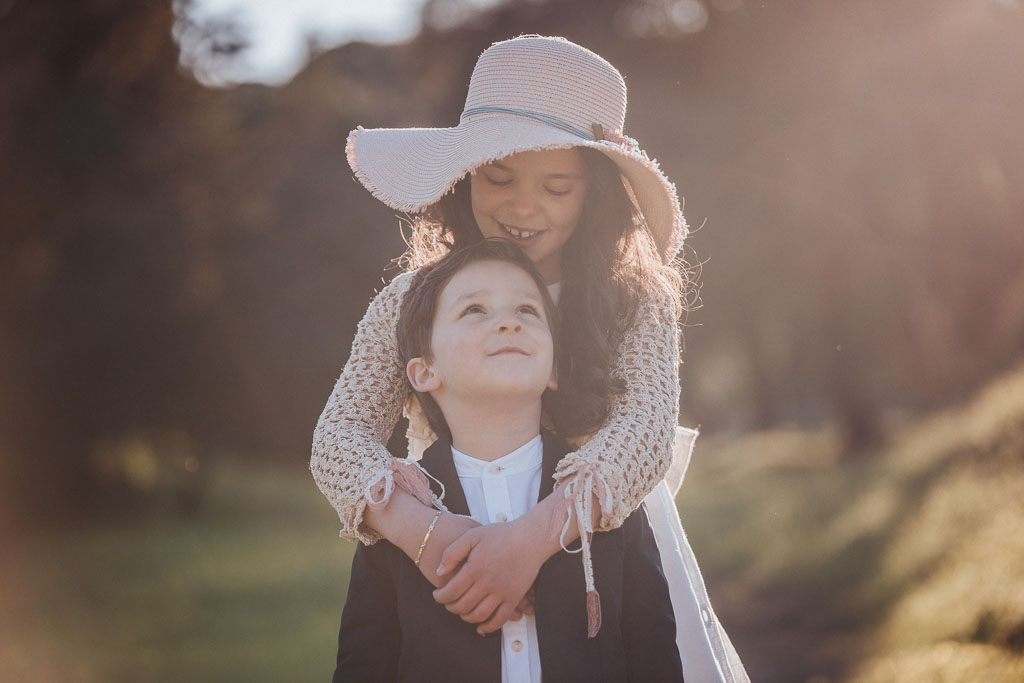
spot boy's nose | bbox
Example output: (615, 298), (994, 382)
(496, 314), (523, 333)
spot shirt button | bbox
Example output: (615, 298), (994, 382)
(489, 464), (502, 475)
(511, 640), (523, 653)
(495, 513), (508, 523)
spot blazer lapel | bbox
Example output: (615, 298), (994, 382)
(417, 436), (472, 517)
(539, 429), (569, 501)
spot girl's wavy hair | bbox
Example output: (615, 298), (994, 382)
(398, 147), (687, 439)
(396, 238), (560, 439)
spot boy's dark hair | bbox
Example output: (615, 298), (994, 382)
(401, 148), (685, 438)
(397, 238), (560, 438)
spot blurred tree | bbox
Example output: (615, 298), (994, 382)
(0, 0), (211, 528)
(2, 0), (1022, 530)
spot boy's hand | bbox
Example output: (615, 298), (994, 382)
(432, 520), (547, 634)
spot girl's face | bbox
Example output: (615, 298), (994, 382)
(470, 148), (588, 283)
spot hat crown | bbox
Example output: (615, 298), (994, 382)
(464, 36), (627, 133)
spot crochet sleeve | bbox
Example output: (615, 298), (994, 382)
(310, 271), (416, 544)
(553, 285), (681, 529)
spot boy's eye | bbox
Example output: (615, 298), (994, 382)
(545, 185), (573, 197)
(459, 304), (485, 317)
(516, 304), (540, 316)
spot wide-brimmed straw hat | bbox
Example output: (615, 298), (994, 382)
(346, 35), (686, 263)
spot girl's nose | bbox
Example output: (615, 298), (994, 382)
(508, 185), (538, 217)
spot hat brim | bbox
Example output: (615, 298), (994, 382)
(347, 116), (685, 262)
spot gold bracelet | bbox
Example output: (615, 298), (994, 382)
(414, 511), (443, 567)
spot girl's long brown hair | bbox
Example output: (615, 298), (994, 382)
(399, 148), (686, 439)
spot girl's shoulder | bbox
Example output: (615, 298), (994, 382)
(385, 268), (420, 291)
(369, 269), (420, 308)
(617, 258), (685, 325)
(633, 278), (683, 326)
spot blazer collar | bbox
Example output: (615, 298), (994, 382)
(417, 430), (569, 516)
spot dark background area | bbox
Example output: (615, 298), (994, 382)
(1, 1), (1023, 680)
(3, 0), (1021, 527)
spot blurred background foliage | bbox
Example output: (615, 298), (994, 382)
(1, 0), (1023, 680)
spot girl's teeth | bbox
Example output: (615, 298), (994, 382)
(504, 224), (537, 239)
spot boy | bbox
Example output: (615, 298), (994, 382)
(334, 239), (683, 682)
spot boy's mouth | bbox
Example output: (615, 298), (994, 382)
(488, 346), (529, 356)
(499, 222), (544, 241)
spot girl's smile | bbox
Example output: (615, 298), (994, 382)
(497, 222), (544, 241)
(471, 148), (588, 283)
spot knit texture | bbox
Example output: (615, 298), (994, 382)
(310, 269), (681, 543)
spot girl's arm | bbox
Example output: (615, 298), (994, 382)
(553, 283), (681, 525)
(310, 271), (426, 544)
(434, 285), (681, 631)
(364, 488), (482, 587)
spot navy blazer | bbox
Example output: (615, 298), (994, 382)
(334, 432), (683, 682)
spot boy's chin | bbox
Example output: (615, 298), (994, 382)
(464, 378), (551, 402)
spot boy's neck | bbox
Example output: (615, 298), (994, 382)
(442, 398), (542, 462)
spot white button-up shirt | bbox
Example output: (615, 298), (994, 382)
(451, 434), (544, 683)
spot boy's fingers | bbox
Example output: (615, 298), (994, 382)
(516, 595), (534, 617)
(436, 530), (477, 576)
(477, 602), (516, 635)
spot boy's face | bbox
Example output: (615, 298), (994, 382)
(407, 260), (556, 404)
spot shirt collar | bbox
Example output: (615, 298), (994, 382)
(547, 281), (561, 305)
(451, 433), (543, 478)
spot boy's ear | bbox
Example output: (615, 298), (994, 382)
(407, 357), (442, 393)
(547, 358), (558, 392)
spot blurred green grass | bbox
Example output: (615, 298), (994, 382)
(680, 363), (1024, 681)
(2, 363), (1024, 682)
(0, 459), (355, 683)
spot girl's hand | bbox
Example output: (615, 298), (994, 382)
(414, 513), (481, 588)
(432, 519), (549, 634)
(364, 490), (483, 588)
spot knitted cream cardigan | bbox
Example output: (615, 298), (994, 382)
(310, 269), (680, 544)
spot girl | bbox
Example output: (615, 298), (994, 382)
(312, 35), (747, 682)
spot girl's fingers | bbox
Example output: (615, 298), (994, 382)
(443, 585), (486, 616)
(477, 602), (517, 635)
(461, 594), (501, 625)
(436, 528), (479, 576)
(516, 594), (534, 616)
(433, 571), (474, 605)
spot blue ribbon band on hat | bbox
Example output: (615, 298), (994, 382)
(460, 106), (598, 141)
